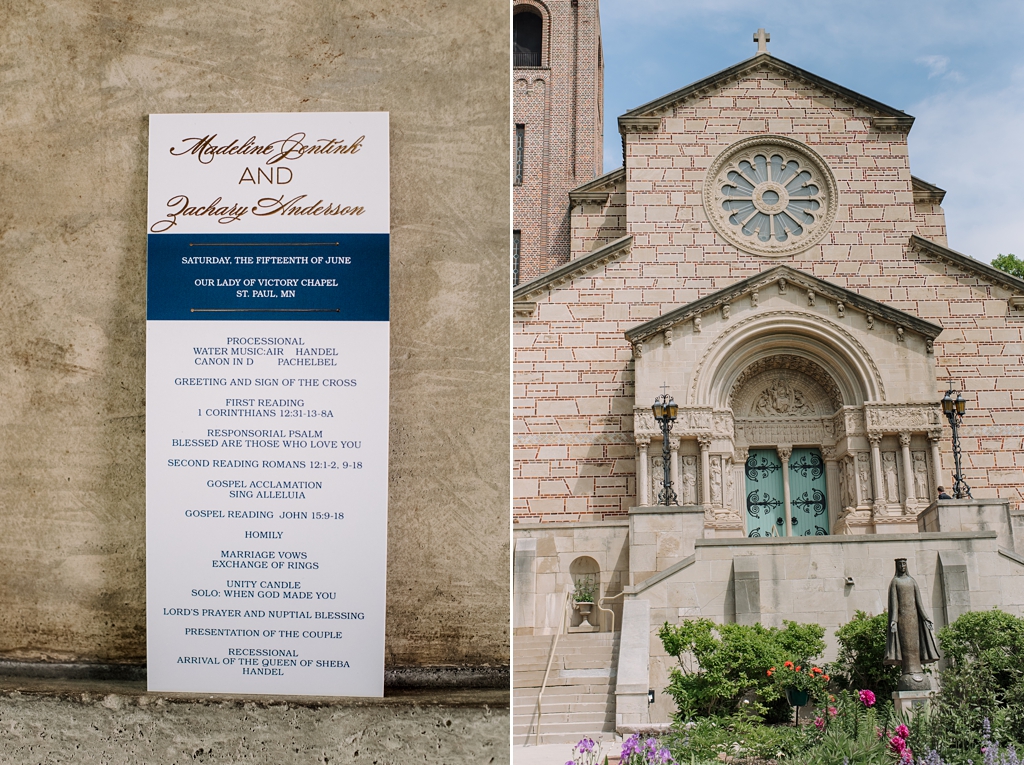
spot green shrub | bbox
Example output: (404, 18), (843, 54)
(830, 611), (901, 701)
(911, 609), (1024, 762)
(658, 618), (825, 720)
(662, 712), (811, 762)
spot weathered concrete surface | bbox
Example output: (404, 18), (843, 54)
(0, 0), (509, 667)
(0, 680), (508, 764)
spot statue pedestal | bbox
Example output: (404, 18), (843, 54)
(892, 690), (932, 718)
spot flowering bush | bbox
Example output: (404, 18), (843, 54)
(619, 734), (675, 765)
(567, 737), (600, 765)
(768, 660), (831, 703)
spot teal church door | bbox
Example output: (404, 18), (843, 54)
(789, 448), (828, 536)
(744, 449), (785, 537)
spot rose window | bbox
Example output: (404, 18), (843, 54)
(704, 136), (837, 257)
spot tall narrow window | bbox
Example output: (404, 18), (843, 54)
(514, 125), (525, 186)
(513, 230), (521, 286)
(513, 10), (543, 67)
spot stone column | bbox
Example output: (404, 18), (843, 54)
(929, 432), (944, 495)
(778, 445), (793, 537)
(822, 447), (840, 532)
(669, 436), (680, 505)
(869, 435), (885, 515)
(636, 436), (650, 507)
(698, 434), (711, 507)
(899, 432), (916, 512)
(733, 448), (748, 516)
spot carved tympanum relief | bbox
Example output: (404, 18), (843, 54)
(752, 377), (815, 417)
(704, 135), (838, 257)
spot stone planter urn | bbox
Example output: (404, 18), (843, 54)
(574, 601), (595, 628)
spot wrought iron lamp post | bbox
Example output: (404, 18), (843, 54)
(652, 389), (679, 505)
(941, 385), (972, 499)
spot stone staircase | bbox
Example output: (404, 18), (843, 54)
(513, 632), (619, 745)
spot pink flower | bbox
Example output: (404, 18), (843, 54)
(895, 724), (910, 739)
(859, 689), (876, 707)
(889, 736), (907, 754)
(814, 717), (825, 730)
(901, 748), (914, 763)
(828, 706), (838, 717)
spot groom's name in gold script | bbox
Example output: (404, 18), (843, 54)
(169, 133), (365, 165)
(150, 195), (366, 233)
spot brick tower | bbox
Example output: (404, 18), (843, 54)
(513, 0), (604, 284)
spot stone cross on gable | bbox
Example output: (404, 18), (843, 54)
(754, 28), (770, 55)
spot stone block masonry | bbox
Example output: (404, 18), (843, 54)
(514, 66), (1024, 522)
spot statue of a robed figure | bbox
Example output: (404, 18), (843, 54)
(884, 558), (941, 691)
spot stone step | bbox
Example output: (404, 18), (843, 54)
(514, 672), (616, 689)
(515, 731), (618, 746)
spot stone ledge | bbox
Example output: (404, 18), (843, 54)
(629, 505), (705, 515)
(695, 530), (997, 547)
(0, 662), (509, 696)
(0, 674), (508, 709)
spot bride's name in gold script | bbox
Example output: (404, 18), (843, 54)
(150, 195), (366, 233)
(168, 133), (365, 165)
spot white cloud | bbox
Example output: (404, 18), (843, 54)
(909, 81), (1024, 261)
(916, 55), (950, 78)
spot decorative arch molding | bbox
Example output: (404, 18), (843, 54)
(513, 1), (551, 68)
(689, 311), (885, 407)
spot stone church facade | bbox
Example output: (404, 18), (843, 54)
(513, 11), (1024, 738)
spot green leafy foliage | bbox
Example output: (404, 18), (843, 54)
(992, 253), (1024, 280)
(572, 575), (596, 603)
(658, 618), (825, 720)
(801, 690), (892, 765)
(830, 611), (901, 701)
(662, 713), (811, 762)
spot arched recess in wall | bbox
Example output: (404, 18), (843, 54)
(513, 2), (548, 67)
(568, 555), (600, 629)
(690, 312), (884, 409)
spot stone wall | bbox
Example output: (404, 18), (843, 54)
(514, 64), (1024, 522)
(628, 532), (1024, 725)
(0, 0), (509, 671)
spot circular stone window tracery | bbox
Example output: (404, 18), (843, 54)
(704, 136), (838, 257)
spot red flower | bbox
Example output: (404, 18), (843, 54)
(795, 666), (802, 672)
(766, 670), (773, 676)
(823, 674), (830, 682)
(811, 667), (821, 674)
(784, 661), (793, 668)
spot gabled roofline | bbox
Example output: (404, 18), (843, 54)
(513, 235), (633, 306)
(616, 55), (914, 164)
(568, 167), (625, 208)
(908, 235), (1024, 295)
(624, 265), (943, 345)
(911, 176), (946, 206)
(620, 54), (913, 124)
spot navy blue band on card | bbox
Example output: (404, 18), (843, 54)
(147, 233), (389, 321)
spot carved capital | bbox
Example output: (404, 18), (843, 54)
(777, 445), (793, 462)
(821, 446), (837, 462)
(868, 434), (883, 447)
(668, 436), (681, 451)
(899, 432), (912, 447)
(928, 430), (942, 443)
(733, 448), (749, 463)
(697, 434), (712, 449)
(635, 435), (651, 449)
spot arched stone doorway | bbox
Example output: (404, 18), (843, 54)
(628, 266), (946, 536)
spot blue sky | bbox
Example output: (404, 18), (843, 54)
(599, 0), (1024, 263)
